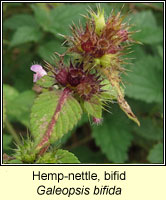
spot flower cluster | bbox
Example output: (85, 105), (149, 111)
(31, 6), (140, 126)
(54, 61), (104, 101)
(66, 7), (140, 126)
(69, 12), (130, 58)
(31, 59), (105, 99)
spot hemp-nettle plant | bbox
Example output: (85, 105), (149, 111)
(7, 6), (141, 164)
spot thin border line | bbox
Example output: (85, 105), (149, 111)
(1, 1), (165, 166)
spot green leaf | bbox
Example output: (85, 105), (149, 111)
(36, 149), (80, 164)
(36, 72), (55, 88)
(55, 149), (80, 163)
(84, 97), (102, 119)
(4, 86), (35, 127)
(3, 46), (34, 91)
(10, 26), (43, 47)
(124, 55), (163, 104)
(49, 4), (89, 36)
(126, 98), (163, 118)
(10, 90), (35, 127)
(134, 118), (163, 141)
(31, 4), (52, 32)
(7, 159), (22, 164)
(4, 14), (38, 30)
(92, 108), (133, 163)
(37, 40), (66, 64)
(127, 45), (146, 61)
(30, 90), (82, 145)
(130, 10), (163, 44)
(3, 134), (12, 151)
(101, 79), (118, 100)
(3, 84), (19, 103)
(32, 4), (89, 36)
(148, 143), (163, 163)
(57, 130), (73, 146)
(57, 114), (89, 146)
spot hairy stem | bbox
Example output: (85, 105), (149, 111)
(37, 88), (71, 156)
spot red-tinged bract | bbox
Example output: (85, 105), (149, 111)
(54, 61), (103, 101)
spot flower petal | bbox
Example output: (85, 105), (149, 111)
(33, 73), (38, 83)
(31, 64), (47, 82)
(31, 64), (43, 72)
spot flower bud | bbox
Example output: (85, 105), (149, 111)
(91, 8), (106, 36)
(93, 117), (103, 125)
(94, 54), (118, 68)
(67, 68), (85, 86)
(55, 68), (68, 86)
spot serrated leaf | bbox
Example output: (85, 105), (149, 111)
(101, 79), (118, 100)
(92, 108), (133, 163)
(4, 14), (38, 30)
(30, 90), (82, 145)
(36, 72), (55, 88)
(147, 143), (163, 163)
(10, 26), (43, 47)
(56, 114), (89, 146)
(36, 149), (80, 163)
(130, 10), (163, 44)
(55, 149), (80, 163)
(84, 97), (102, 119)
(57, 114), (89, 145)
(124, 55), (163, 104)
(57, 130), (73, 146)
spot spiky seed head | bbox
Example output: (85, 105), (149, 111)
(91, 8), (106, 36)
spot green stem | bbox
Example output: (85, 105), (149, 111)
(5, 119), (21, 145)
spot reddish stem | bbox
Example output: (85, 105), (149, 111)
(37, 88), (71, 156)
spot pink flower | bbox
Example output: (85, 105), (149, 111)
(30, 64), (47, 82)
(93, 117), (103, 125)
